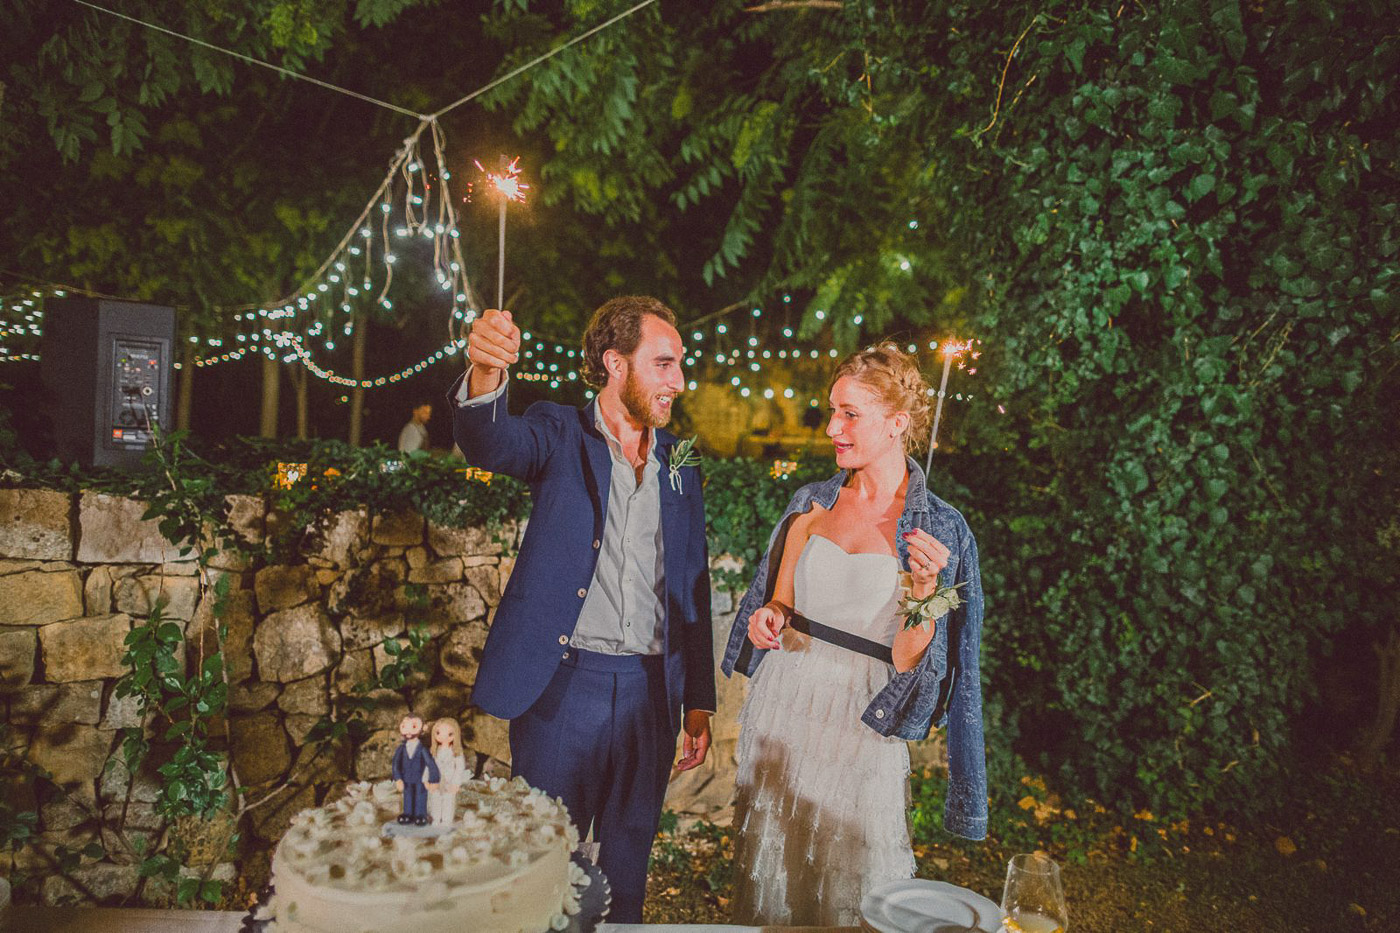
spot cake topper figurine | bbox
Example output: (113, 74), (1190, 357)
(428, 717), (470, 826)
(392, 715), (440, 825)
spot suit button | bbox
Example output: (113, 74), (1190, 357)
(576, 587), (587, 598)
(561, 651), (570, 660)
(558, 635), (568, 645)
(593, 539), (601, 549)
(874, 708), (886, 719)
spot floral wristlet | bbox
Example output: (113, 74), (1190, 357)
(898, 572), (966, 632)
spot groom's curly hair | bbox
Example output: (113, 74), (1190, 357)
(581, 296), (678, 389)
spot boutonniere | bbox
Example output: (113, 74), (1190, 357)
(898, 571), (966, 631)
(667, 436), (701, 494)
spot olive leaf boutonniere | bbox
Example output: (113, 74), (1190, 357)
(667, 436), (701, 494)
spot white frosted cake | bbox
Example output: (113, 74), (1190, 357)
(262, 777), (586, 933)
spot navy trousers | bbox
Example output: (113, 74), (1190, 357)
(401, 781), (428, 820)
(509, 648), (675, 924)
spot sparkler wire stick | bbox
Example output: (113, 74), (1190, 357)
(498, 199), (506, 311)
(473, 158), (528, 313)
(925, 341), (959, 476)
(471, 157), (528, 422)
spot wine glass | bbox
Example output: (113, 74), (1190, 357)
(1000, 852), (1069, 933)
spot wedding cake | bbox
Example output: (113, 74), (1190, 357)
(262, 777), (586, 933)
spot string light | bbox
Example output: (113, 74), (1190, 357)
(4, 281), (980, 423)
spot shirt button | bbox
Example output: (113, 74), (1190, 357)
(557, 635), (568, 645)
(874, 709), (886, 719)
(593, 539), (600, 549)
(576, 587), (587, 598)
(561, 651), (569, 660)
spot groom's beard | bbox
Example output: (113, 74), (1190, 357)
(621, 370), (671, 428)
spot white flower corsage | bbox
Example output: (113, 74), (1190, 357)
(898, 571), (966, 632)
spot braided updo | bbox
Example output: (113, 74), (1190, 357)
(830, 342), (933, 454)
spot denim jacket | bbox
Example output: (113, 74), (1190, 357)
(719, 458), (988, 841)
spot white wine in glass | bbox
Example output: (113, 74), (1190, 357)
(1000, 853), (1068, 933)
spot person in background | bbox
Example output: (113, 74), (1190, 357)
(397, 400), (433, 453)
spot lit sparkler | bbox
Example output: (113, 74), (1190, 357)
(472, 157), (529, 311)
(924, 338), (980, 473)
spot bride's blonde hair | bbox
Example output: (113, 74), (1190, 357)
(830, 342), (933, 454)
(429, 717), (462, 756)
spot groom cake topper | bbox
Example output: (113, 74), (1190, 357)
(391, 715), (440, 826)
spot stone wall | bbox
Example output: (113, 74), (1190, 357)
(0, 486), (759, 907)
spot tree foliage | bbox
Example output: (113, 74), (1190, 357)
(484, 0), (1400, 819)
(3, 0), (1396, 825)
(0, 0), (451, 370)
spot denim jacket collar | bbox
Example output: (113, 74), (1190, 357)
(804, 455), (932, 512)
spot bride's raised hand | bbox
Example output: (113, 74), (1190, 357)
(747, 601), (787, 651)
(903, 528), (951, 598)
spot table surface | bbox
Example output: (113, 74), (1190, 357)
(4, 906), (860, 933)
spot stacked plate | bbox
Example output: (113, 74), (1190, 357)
(861, 878), (1003, 933)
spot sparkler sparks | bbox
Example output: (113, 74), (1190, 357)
(468, 156), (530, 316)
(925, 337), (982, 471)
(471, 157), (530, 203)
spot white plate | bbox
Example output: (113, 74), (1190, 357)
(862, 879), (1002, 933)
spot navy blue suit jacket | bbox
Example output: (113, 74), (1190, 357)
(448, 374), (716, 734)
(391, 740), (440, 784)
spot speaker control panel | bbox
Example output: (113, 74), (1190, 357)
(108, 337), (163, 447)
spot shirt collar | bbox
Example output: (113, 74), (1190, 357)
(593, 404), (658, 465)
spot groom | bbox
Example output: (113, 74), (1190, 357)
(448, 296), (714, 922)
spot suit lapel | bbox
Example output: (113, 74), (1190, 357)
(655, 431), (690, 631)
(579, 402), (613, 535)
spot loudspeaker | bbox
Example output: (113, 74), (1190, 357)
(40, 298), (176, 468)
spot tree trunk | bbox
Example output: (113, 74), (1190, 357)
(1359, 626), (1400, 771)
(176, 341), (195, 432)
(292, 365), (309, 439)
(259, 355), (280, 439)
(348, 312), (367, 446)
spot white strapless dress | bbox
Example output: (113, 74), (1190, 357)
(731, 534), (915, 927)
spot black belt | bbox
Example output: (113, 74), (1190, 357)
(789, 613), (894, 665)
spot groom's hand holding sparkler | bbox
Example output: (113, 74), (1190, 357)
(466, 308), (521, 397)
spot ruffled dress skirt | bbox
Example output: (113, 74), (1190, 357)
(731, 535), (915, 927)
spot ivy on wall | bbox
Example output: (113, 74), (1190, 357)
(942, 0), (1399, 818)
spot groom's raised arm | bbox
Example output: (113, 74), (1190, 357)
(448, 309), (561, 482)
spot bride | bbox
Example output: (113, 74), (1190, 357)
(720, 342), (987, 927)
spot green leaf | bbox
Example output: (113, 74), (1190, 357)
(1185, 173), (1216, 202)
(1066, 38), (1086, 74)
